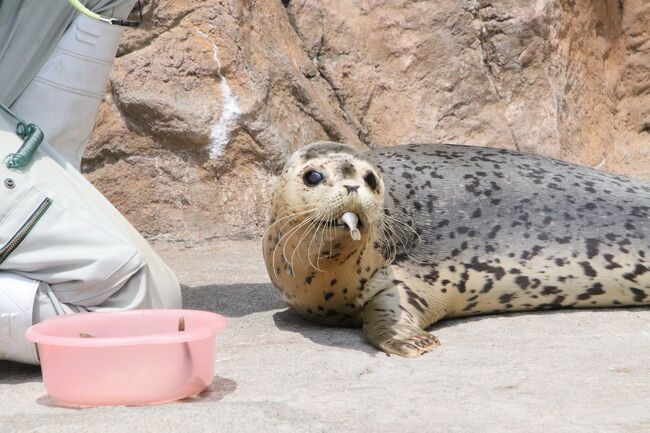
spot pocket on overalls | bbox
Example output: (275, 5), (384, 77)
(0, 173), (146, 307)
(0, 173), (51, 266)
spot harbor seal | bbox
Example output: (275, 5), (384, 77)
(262, 142), (650, 357)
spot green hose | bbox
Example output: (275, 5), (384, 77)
(67, 0), (104, 22)
(7, 123), (44, 169)
(67, 0), (141, 27)
(0, 104), (44, 170)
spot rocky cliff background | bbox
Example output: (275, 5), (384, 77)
(84, 0), (650, 242)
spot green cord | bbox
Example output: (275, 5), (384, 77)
(67, 0), (141, 26)
(0, 104), (44, 170)
(67, 0), (106, 23)
(67, 0), (100, 19)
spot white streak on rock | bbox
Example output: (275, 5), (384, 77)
(196, 28), (242, 160)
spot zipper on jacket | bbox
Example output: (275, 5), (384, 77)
(0, 198), (52, 265)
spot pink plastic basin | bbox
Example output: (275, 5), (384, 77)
(25, 309), (227, 407)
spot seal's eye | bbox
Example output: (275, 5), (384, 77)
(303, 170), (324, 187)
(364, 172), (378, 191)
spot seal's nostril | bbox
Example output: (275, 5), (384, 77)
(344, 185), (359, 194)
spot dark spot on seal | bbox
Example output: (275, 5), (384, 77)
(630, 288), (647, 302)
(324, 292), (334, 301)
(465, 256), (506, 281)
(499, 293), (516, 304)
(488, 225), (501, 239)
(481, 278), (494, 293)
(541, 286), (561, 295)
(515, 276), (530, 290)
(437, 220), (450, 228)
(423, 270), (440, 284)
(585, 238), (601, 259)
(305, 274), (314, 284)
(359, 278), (368, 291)
(578, 262), (598, 278)
(577, 283), (605, 300)
(521, 246), (544, 261)
(330, 279), (337, 286)
(339, 161), (356, 177)
(457, 271), (470, 293)
(603, 254), (622, 270)
(404, 285), (429, 312)
(623, 264), (648, 283)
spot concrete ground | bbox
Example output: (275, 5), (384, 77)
(1, 240), (649, 433)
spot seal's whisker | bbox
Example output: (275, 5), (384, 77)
(381, 212), (421, 244)
(290, 212), (320, 262)
(304, 222), (319, 270)
(309, 213), (333, 269)
(306, 214), (329, 272)
(379, 213), (421, 260)
(327, 215), (336, 261)
(306, 223), (324, 272)
(377, 218), (399, 254)
(310, 212), (334, 271)
(272, 212), (321, 278)
(263, 208), (316, 241)
(265, 205), (318, 233)
(315, 217), (329, 270)
(291, 209), (327, 272)
(379, 216), (420, 263)
(281, 212), (321, 265)
(328, 216), (334, 259)
(380, 211), (417, 232)
(377, 220), (399, 263)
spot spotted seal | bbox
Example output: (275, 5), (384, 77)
(262, 141), (650, 357)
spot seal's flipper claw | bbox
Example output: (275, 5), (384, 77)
(377, 329), (440, 357)
(362, 276), (446, 357)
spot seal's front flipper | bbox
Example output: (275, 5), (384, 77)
(362, 280), (445, 357)
(366, 322), (440, 357)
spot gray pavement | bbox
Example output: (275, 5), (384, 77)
(1, 240), (649, 433)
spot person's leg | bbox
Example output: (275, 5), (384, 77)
(0, 109), (181, 364)
(10, 0), (139, 168)
(0, 273), (41, 364)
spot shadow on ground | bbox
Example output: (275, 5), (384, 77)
(432, 306), (649, 332)
(183, 283), (378, 354)
(272, 309), (379, 355)
(184, 282), (650, 355)
(276, 306), (650, 355)
(0, 361), (41, 384)
(182, 283), (286, 317)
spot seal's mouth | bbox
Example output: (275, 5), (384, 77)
(334, 211), (364, 240)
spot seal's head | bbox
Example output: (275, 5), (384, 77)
(272, 141), (384, 245)
(263, 142), (386, 323)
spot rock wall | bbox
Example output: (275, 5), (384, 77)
(84, 0), (650, 242)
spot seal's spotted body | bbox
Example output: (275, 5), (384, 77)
(263, 142), (649, 357)
(371, 144), (649, 317)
